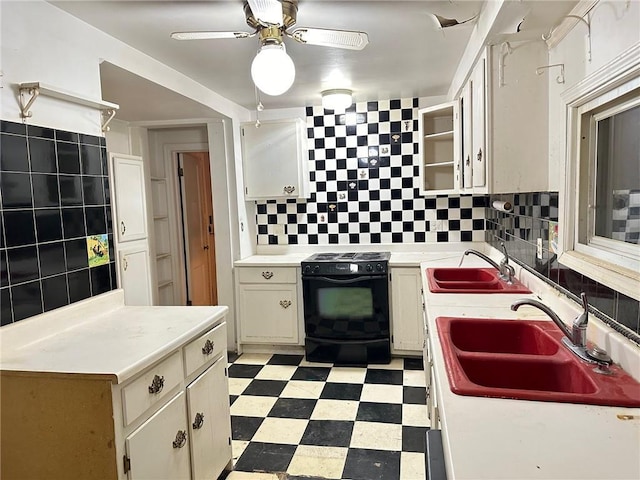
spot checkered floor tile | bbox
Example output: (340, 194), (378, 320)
(226, 353), (428, 480)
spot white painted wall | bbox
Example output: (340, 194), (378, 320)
(0, 0), (251, 135)
(547, 1), (640, 190)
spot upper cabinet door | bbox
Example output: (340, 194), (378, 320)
(241, 119), (310, 200)
(471, 56), (487, 189)
(111, 154), (148, 242)
(460, 80), (473, 190)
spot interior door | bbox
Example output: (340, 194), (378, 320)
(180, 152), (217, 306)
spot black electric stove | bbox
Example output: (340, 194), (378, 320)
(301, 252), (391, 365)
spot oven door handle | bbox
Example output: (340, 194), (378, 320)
(305, 275), (384, 284)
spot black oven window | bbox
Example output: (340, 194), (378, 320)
(317, 287), (373, 320)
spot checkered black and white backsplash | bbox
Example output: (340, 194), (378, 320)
(256, 98), (488, 245)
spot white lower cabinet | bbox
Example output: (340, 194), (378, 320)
(118, 241), (153, 306)
(390, 267), (424, 352)
(236, 266), (301, 345)
(187, 357), (232, 480)
(126, 392), (191, 480)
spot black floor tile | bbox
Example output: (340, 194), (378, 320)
(356, 402), (402, 424)
(229, 395), (238, 406)
(404, 357), (424, 370)
(403, 386), (427, 405)
(231, 416), (264, 441)
(228, 364), (264, 378)
(342, 448), (401, 480)
(227, 351), (240, 363)
(320, 382), (362, 401)
(291, 366), (331, 381)
(268, 398), (317, 419)
(364, 369), (403, 385)
(268, 354), (304, 366)
(300, 420), (354, 447)
(242, 379), (288, 397)
(233, 442), (296, 472)
(402, 425), (429, 453)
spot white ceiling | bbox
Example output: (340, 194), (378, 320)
(50, 0), (577, 121)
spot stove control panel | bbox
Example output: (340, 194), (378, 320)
(302, 262), (388, 276)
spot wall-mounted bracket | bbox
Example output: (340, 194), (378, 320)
(499, 42), (513, 87)
(536, 63), (565, 84)
(18, 82), (119, 132)
(543, 13), (592, 62)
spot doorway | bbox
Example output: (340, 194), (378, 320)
(178, 152), (218, 306)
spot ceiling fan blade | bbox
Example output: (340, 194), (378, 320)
(171, 31), (253, 40)
(247, 0), (283, 26)
(290, 28), (369, 50)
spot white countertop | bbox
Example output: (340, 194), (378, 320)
(0, 290), (229, 384)
(420, 254), (640, 480)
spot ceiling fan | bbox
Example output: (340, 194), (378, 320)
(171, 0), (369, 96)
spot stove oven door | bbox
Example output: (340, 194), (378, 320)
(302, 274), (390, 341)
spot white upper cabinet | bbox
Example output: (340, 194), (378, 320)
(459, 44), (549, 194)
(111, 153), (148, 242)
(241, 118), (310, 200)
(417, 101), (461, 195)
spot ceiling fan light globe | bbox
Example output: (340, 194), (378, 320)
(321, 89), (352, 113)
(251, 44), (295, 96)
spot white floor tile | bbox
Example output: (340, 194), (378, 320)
(280, 380), (325, 399)
(401, 451), (426, 480)
(233, 353), (273, 365)
(311, 399), (359, 421)
(230, 395), (277, 417)
(360, 383), (404, 404)
(326, 367), (367, 384)
(228, 378), (252, 396)
(403, 369), (427, 387)
(231, 440), (249, 463)
(403, 404), (429, 427)
(225, 472), (280, 480)
(370, 358), (405, 370)
(254, 364), (298, 381)
(250, 417), (309, 445)
(288, 445), (348, 479)
(349, 421), (402, 451)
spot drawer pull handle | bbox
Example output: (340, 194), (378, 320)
(122, 257), (128, 271)
(202, 339), (215, 355)
(148, 374), (165, 394)
(262, 271), (274, 280)
(120, 221), (126, 235)
(172, 430), (187, 448)
(192, 412), (205, 430)
(279, 300), (292, 309)
(283, 185), (296, 194)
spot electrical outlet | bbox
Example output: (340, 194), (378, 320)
(536, 237), (543, 259)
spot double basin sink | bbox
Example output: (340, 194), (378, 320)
(427, 267), (640, 407)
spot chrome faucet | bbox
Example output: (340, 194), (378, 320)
(510, 293), (612, 368)
(459, 242), (515, 283)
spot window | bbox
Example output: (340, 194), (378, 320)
(561, 45), (640, 300)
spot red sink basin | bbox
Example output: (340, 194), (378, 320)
(449, 318), (559, 355)
(436, 317), (640, 407)
(427, 268), (531, 294)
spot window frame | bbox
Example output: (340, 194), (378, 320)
(560, 43), (640, 301)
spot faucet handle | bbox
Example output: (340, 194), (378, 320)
(576, 292), (589, 327)
(500, 241), (510, 263)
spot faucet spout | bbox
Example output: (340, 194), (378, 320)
(459, 249), (502, 271)
(510, 298), (572, 340)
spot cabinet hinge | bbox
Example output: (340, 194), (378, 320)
(123, 455), (131, 474)
(228, 437), (232, 446)
(389, 273), (391, 281)
(178, 167), (184, 177)
(225, 367), (228, 377)
(391, 335), (394, 343)
(245, 187), (248, 195)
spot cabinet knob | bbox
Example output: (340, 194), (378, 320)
(466, 155), (470, 167)
(172, 430), (187, 448)
(192, 412), (205, 430)
(279, 300), (292, 309)
(148, 374), (165, 394)
(120, 221), (126, 235)
(262, 271), (274, 280)
(476, 148), (483, 162)
(201, 339), (215, 355)
(283, 185), (296, 194)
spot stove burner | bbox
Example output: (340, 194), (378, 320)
(303, 252), (391, 263)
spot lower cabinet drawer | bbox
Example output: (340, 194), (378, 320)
(122, 351), (184, 426)
(237, 266), (297, 284)
(183, 322), (226, 377)
(125, 391), (191, 480)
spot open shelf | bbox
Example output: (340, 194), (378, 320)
(424, 130), (454, 141)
